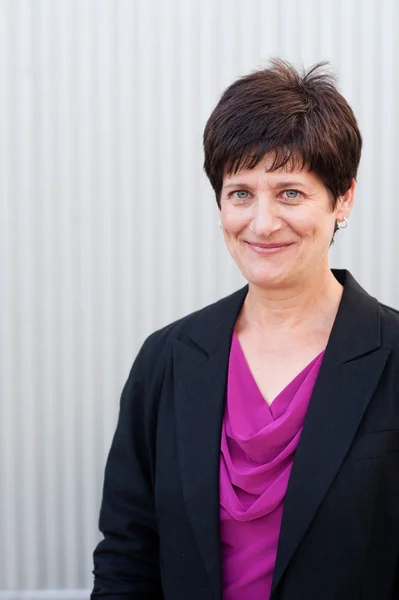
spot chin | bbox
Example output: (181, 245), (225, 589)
(243, 264), (291, 289)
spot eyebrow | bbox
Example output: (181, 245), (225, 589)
(222, 180), (308, 190)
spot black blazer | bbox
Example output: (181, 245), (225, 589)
(92, 270), (399, 600)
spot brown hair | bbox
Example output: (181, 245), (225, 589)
(203, 59), (362, 213)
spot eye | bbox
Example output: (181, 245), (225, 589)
(281, 189), (301, 201)
(234, 190), (250, 199)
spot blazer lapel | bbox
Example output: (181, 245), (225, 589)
(271, 271), (391, 596)
(173, 287), (248, 600)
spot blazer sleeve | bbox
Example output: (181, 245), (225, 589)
(91, 339), (163, 600)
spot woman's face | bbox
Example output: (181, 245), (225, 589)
(219, 156), (354, 290)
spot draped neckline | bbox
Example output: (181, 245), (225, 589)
(232, 330), (325, 418)
(220, 331), (325, 521)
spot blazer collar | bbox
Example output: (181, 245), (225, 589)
(184, 269), (381, 362)
(183, 285), (248, 357)
(324, 269), (381, 363)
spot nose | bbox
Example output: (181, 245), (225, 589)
(249, 197), (281, 237)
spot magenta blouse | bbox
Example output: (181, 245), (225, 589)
(220, 331), (325, 599)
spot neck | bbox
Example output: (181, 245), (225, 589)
(243, 266), (343, 332)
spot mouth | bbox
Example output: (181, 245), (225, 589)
(245, 241), (294, 254)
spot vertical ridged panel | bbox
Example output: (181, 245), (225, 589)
(1, 0), (398, 592)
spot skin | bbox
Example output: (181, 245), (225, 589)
(219, 155), (356, 404)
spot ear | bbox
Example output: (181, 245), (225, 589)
(335, 178), (356, 221)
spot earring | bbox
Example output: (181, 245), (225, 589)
(218, 218), (222, 229)
(336, 217), (348, 229)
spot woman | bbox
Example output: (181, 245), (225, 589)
(91, 60), (399, 600)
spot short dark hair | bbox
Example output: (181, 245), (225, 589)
(203, 59), (362, 211)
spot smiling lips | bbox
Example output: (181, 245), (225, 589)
(245, 241), (294, 254)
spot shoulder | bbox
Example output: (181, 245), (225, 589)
(340, 269), (399, 351)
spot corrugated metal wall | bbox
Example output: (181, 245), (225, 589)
(1, 0), (398, 594)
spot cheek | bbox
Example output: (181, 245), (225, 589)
(288, 208), (333, 240)
(282, 211), (315, 238)
(221, 207), (248, 234)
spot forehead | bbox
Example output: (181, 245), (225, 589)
(222, 157), (323, 189)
